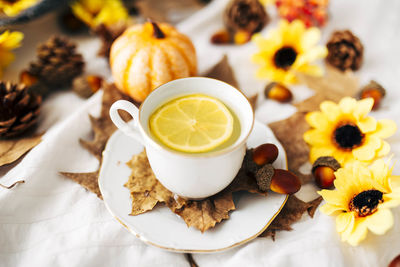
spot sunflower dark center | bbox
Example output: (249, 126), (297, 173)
(334, 124), (364, 150)
(273, 46), (297, 70)
(349, 190), (383, 217)
(3, 0), (18, 3)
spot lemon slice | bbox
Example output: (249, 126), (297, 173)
(149, 94), (234, 153)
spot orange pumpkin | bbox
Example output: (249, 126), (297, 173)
(110, 22), (197, 102)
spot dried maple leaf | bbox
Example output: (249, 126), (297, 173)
(297, 65), (359, 102)
(125, 151), (186, 215)
(175, 191), (236, 233)
(260, 195), (323, 240)
(60, 171), (102, 199)
(136, 0), (205, 23)
(0, 180), (25, 189)
(205, 55), (239, 88)
(93, 22), (128, 58)
(0, 134), (42, 167)
(125, 150), (265, 232)
(269, 113), (312, 184)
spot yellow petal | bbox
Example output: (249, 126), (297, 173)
(389, 176), (400, 192)
(295, 63), (324, 76)
(303, 129), (330, 146)
(346, 218), (368, 246)
(357, 116), (377, 133)
(309, 146), (335, 163)
(365, 208), (393, 235)
(340, 211), (356, 242)
(305, 111), (328, 129)
(376, 140), (390, 157)
(353, 98), (374, 118)
(336, 212), (355, 233)
(0, 31), (23, 49)
(373, 119), (397, 138)
(319, 203), (345, 215)
(370, 159), (390, 187)
(295, 46), (327, 66)
(339, 97), (357, 114)
(320, 101), (341, 121)
(318, 189), (348, 208)
(0, 50), (15, 68)
(352, 136), (381, 161)
(380, 197), (400, 208)
(301, 27), (321, 51)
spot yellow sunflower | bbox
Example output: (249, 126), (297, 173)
(252, 19), (327, 85)
(319, 160), (400, 246)
(71, 0), (128, 28)
(0, 30), (23, 78)
(304, 97), (396, 166)
(0, 0), (38, 17)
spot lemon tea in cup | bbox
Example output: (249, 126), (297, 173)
(110, 77), (254, 199)
(149, 94), (241, 153)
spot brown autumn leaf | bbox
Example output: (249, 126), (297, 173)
(136, 0), (205, 23)
(125, 151), (186, 215)
(269, 67), (359, 184)
(0, 134), (42, 167)
(269, 113), (312, 184)
(205, 54), (259, 110)
(125, 150), (265, 232)
(60, 171), (102, 199)
(260, 195), (323, 240)
(205, 55), (239, 88)
(175, 191), (236, 232)
(0, 180), (25, 189)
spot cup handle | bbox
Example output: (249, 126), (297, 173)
(109, 100), (144, 144)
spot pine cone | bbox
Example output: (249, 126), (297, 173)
(93, 22), (127, 58)
(28, 36), (85, 88)
(0, 81), (42, 138)
(326, 30), (364, 71)
(224, 0), (269, 34)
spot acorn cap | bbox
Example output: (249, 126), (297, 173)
(255, 164), (274, 191)
(312, 156), (341, 173)
(359, 80), (386, 97)
(244, 149), (259, 174)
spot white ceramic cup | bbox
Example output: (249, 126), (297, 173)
(109, 77), (254, 199)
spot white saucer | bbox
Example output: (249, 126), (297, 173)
(99, 120), (288, 253)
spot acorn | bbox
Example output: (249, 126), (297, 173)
(72, 75), (104, 98)
(20, 70), (38, 87)
(359, 80), (386, 110)
(312, 156), (341, 189)
(211, 29), (232, 44)
(252, 143), (279, 166)
(270, 169), (301, 194)
(234, 30), (251, 45)
(389, 254), (400, 267)
(264, 82), (293, 103)
(254, 164), (274, 191)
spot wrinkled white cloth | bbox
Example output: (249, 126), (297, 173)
(1, 0), (400, 266)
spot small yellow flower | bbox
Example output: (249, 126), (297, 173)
(318, 160), (400, 246)
(71, 0), (129, 28)
(0, 0), (38, 17)
(252, 19), (327, 85)
(0, 30), (24, 78)
(304, 97), (396, 166)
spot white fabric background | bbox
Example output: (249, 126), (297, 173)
(1, 0), (400, 266)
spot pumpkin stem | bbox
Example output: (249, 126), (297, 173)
(151, 21), (165, 39)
